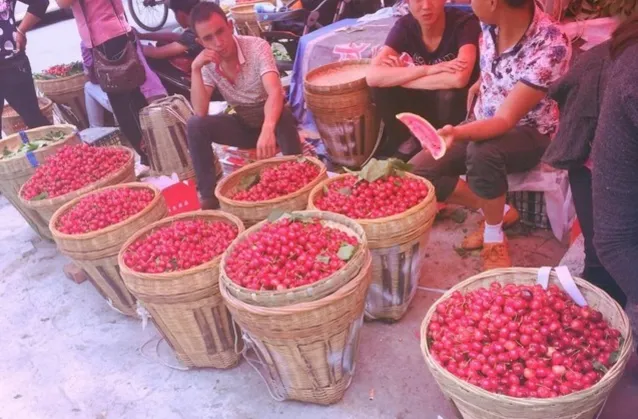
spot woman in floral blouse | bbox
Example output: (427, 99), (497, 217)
(410, 0), (571, 270)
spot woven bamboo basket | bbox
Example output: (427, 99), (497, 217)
(215, 156), (327, 227)
(304, 60), (379, 169)
(420, 268), (634, 419)
(140, 95), (222, 181)
(220, 246), (372, 404)
(230, 2), (276, 37)
(34, 72), (89, 129)
(220, 210), (368, 307)
(2, 98), (54, 136)
(308, 173), (437, 321)
(0, 125), (80, 240)
(118, 210), (245, 368)
(49, 183), (168, 316)
(18, 146), (136, 236)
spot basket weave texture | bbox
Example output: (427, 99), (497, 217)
(420, 268), (634, 419)
(118, 210), (246, 368)
(49, 183), (168, 316)
(2, 98), (54, 136)
(34, 73), (89, 129)
(215, 156), (328, 228)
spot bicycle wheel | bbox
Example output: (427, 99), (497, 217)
(128, 0), (169, 32)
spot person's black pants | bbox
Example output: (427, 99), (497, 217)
(96, 34), (149, 164)
(186, 107), (302, 199)
(0, 54), (50, 134)
(569, 165), (627, 307)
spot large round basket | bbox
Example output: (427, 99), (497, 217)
(18, 146), (136, 236)
(2, 98), (54, 136)
(215, 156), (327, 227)
(0, 125), (80, 240)
(118, 210), (246, 368)
(34, 72), (89, 129)
(229, 2), (276, 36)
(420, 268), (634, 419)
(220, 210), (368, 307)
(140, 95), (222, 181)
(308, 173), (437, 321)
(49, 183), (168, 316)
(220, 241), (373, 404)
(304, 60), (379, 169)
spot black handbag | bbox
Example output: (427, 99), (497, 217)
(78, 0), (146, 93)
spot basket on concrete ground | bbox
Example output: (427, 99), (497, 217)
(304, 60), (380, 169)
(0, 125), (80, 240)
(49, 183), (168, 316)
(140, 95), (222, 181)
(34, 72), (89, 129)
(220, 210), (372, 404)
(2, 98), (54, 136)
(420, 268), (634, 419)
(118, 210), (245, 368)
(18, 146), (136, 237)
(308, 173), (437, 321)
(215, 156), (327, 228)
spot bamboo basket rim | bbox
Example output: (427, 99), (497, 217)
(117, 210), (246, 282)
(215, 155), (327, 208)
(304, 59), (371, 93)
(0, 124), (78, 164)
(49, 182), (163, 241)
(420, 267), (634, 408)
(308, 172), (436, 226)
(33, 71), (86, 86)
(18, 146), (135, 208)
(219, 209), (368, 304)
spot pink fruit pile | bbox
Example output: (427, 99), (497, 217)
(225, 217), (359, 291)
(56, 187), (155, 234)
(231, 160), (320, 201)
(314, 174), (429, 219)
(21, 144), (129, 200)
(427, 282), (623, 399)
(123, 219), (238, 273)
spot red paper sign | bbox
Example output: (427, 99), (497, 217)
(161, 179), (200, 215)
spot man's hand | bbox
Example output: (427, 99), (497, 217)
(256, 127), (277, 160)
(437, 125), (457, 150)
(192, 49), (220, 72)
(15, 31), (26, 52)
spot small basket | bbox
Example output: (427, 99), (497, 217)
(507, 191), (550, 230)
(420, 268), (634, 419)
(34, 72), (89, 129)
(80, 127), (124, 148)
(2, 98), (54, 136)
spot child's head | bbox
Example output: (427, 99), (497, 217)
(169, 0), (200, 29)
(471, 0), (532, 25)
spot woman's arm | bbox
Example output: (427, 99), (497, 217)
(142, 42), (188, 59)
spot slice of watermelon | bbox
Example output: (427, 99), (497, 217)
(395, 112), (447, 160)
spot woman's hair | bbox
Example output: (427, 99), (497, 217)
(169, 0), (200, 14)
(611, 14), (638, 59)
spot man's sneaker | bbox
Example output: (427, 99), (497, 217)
(461, 207), (520, 250)
(481, 241), (513, 271)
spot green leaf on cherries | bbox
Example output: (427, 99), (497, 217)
(359, 158), (391, 183)
(388, 158), (413, 173)
(32, 192), (48, 201)
(426, 336), (434, 348)
(338, 187), (352, 196)
(316, 255), (330, 264)
(237, 173), (260, 191)
(267, 208), (288, 222)
(337, 243), (356, 261)
(593, 360), (609, 373)
(322, 185), (329, 195)
(296, 156), (307, 163)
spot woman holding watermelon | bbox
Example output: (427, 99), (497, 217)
(409, 0), (571, 270)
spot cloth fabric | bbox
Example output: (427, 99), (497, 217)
(409, 126), (550, 202)
(200, 35), (279, 108)
(592, 42), (638, 341)
(385, 8), (480, 82)
(371, 86), (467, 157)
(177, 28), (203, 58)
(0, 0), (49, 60)
(71, 0), (130, 48)
(543, 41), (610, 171)
(84, 81), (112, 127)
(476, 6), (571, 137)
(568, 165), (627, 307)
(186, 107), (301, 198)
(0, 53), (50, 131)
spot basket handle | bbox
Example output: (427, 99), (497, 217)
(538, 266), (588, 307)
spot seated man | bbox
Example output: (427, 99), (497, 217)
(367, 0), (481, 158)
(139, 0), (203, 61)
(410, 0), (571, 269)
(187, 2), (302, 209)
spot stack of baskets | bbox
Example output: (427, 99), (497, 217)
(34, 72), (89, 129)
(2, 98), (54, 136)
(215, 155), (328, 227)
(49, 183), (168, 316)
(230, 1), (277, 37)
(308, 172), (437, 321)
(219, 210), (372, 404)
(118, 211), (245, 368)
(420, 268), (634, 419)
(0, 125), (80, 240)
